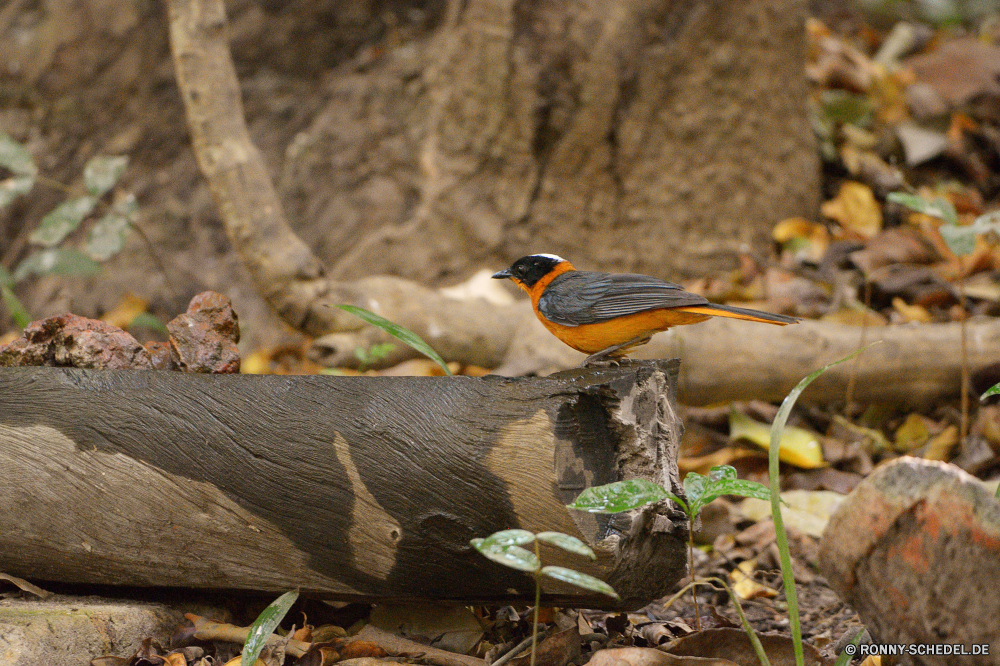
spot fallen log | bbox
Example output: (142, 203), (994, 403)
(0, 361), (687, 608)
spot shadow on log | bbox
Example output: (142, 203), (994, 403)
(0, 361), (687, 609)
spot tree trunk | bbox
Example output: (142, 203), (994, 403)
(0, 361), (687, 608)
(284, 0), (819, 282)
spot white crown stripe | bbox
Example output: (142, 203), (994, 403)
(531, 253), (566, 262)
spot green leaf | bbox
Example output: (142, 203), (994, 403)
(335, 304), (452, 375)
(474, 529), (536, 548)
(13, 248), (102, 281)
(567, 479), (674, 514)
(682, 465), (772, 517)
(540, 566), (619, 598)
(938, 224), (976, 256)
(535, 532), (596, 560)
(887, 192), (957, 224)
(84, 210), (131, 260)
(0, 175), (35, 208)
(241, 590), (299, 666)
(129, 312), (169, 335)
(0, 134), (37, 176)
(982, 382), (1000, 401)
(83, 155), (128, 198)
(1, 285), (31, 328)
(471, 542), (540, 572)
(29, 196), (97, 246)
(820, 90), (872, 127)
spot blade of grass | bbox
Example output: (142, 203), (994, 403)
(334, 304), (452, 375)
(770, 343), (879, 666)
(242, 590), (299, 666)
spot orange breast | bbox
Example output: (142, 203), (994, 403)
(535, 308), (711, 354)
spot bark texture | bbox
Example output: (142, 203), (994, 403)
(0, 361), (687, 608)
(283, 0), (820, 281)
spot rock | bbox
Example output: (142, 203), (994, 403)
(0, 595), (183, 666)
(819, 457), (1000, 665)
(0, 314), (151, 369)
(167, 291), (241, 373)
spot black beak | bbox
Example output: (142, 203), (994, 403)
(492, 268), (512, 279)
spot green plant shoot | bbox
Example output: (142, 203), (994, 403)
(241, 589), (299, 666)
(335, 304), (452, 375)
(768, 344), (878, 666)
(889, 192), (1000, 257)
(0, 136), (134, 327)
(568, 465), (770, 520)
(569, 465), (770, 634)
(471, 529), (617, 666)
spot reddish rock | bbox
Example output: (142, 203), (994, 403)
(167, 291), (241, 373)
(144, 341), (176, 371)
(819, 457), (1000, 665)
(0, 314), (151, 369)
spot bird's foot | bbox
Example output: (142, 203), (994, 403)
(580, 335), (650, 367)
(581, 355), (621, 368)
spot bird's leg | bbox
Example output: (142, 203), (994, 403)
(582, 335), (651, 367)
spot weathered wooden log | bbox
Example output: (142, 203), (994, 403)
(0, 361), (687, 608)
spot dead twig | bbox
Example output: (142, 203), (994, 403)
(185, 613), (311, 658)
(0, 572), (52, 599)
(354, 625), (487, 666)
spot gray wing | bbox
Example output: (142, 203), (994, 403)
(537, 271), (709, 326)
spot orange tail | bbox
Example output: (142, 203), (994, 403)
(678, 304), (798, 325)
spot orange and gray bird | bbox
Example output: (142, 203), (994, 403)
(493, 254), (798, 364)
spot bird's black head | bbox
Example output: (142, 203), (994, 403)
(492, 254), (570, 289)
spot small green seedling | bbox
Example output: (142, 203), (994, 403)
(765, 344), (877, 666)
(888, 191), (1000, 257)
(334, 304), (452, 375)
(354, 342), (396, 371)
(241, 589), (299, 666)
(471, 529), (616, 666)
(569, 466), (770, 632)
(0, 134), (135, 328)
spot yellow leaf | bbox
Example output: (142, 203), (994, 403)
(101, 293), (149, 330)
(894, 413), (930, 452)
(241, 349), (272, 375)
(728, 410), (826, 468)
(925, 425), (959, 461)
(730, 559), (778, 600)
(773, 217), (831, 262)
(820, 307), (888, 327)
(739, 490), (846, 538)
(821, 181), (882, 238)
(891, 297), (933, 323)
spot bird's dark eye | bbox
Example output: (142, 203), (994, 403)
(516, 266), (527, 275)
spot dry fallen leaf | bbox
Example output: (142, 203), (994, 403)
(821, 181), (882, 239)
(729, 410), (826, 469)
(587, 646), (735, 666)
(730, 558), (779, 600)
(924, 425), (959, 461)
(662, 627), (830, 666)
(739, 490), (846, 539)
(891, 297), (933, 323)
(101, 293), (150, 330)
(894, 413), (933, 452)
(773, 217), (831, 263)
